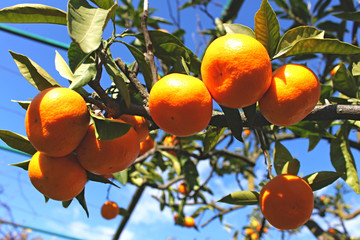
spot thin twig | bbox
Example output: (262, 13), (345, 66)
(141, 0), (158, 86)
(115, 58), (149, 103)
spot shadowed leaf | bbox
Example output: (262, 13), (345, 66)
(273, 141), (293, 175)
(0, 130), (36, 156)
(224, 23), (255, 38)
(303, 171), (343, 191)
(9, 159), (30, 171)
(333, 63), (358, 98)
(220, 105), (243, 142)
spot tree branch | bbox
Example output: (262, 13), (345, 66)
(141, 0), (158, 86)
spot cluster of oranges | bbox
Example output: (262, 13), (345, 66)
(174, 213), (195, 228)
(25, 87), (153, 201)
(244, 220), (268, 239)
(149, 33), (321, 137)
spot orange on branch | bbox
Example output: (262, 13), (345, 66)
(118, 114), (149, 142)
(184, 217), (195, 228)
(25, 87), (90, 157)
(28, 151), (87, 201)
(259, 174), (314, 230)
(201, 33), (272, 109)
(76, 122), (140, 175)
(139, 135), (155, 155)
(163, 135), (178, 156)
(149, 73), (213, 137)
(101, 201), (119, 220)
(177, 182), (188, 194)
(259, 64), (321, 126)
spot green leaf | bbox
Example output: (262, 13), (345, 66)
(243, 104), (257, 126)
(119, 41), (153, 90)
(104, 54), (131, 107)
(287, 121), (335, 139)
(75, 189), (89, 217)
(67, 42), (90, 72)
(0, 4), (67, 25)
(203, 126), (226, 154)
(183, 159), (199, 190)
(9, 160), (30, 171)
(90, 114), (132, 141)
(113, 169), (128, 186)
(275, 26), (324, 56)
(281, 158), (300, 175)
(86, 171), (119, 187)
(169, 57), (190, 75)
(223, 23), (255, 38)
(220, 105), (243, 142)
(159, 150), (181, 176)
(308, 135), (321, 151)
(333, 63), (358, 98)
(273, 141), (293, 176)
(136, 30), (201, 75)
(352, 62), (360, 76)
(11, 100), (30, 110)
(62, 199), (72, 208)
(274, 38), (360, 59)
(303, 171), (343, 191)
(0, 130), (36, 156)
(89, 0), (114, 9)
(69, 62), (97, 90)
(218, 191), (259, 205)
(55, 51), (75, 82)
(254, 0), (280, 57)
(333, 11), (360, 22)
(67, 0), (117, 53)
(330, 123), (359, 193)
(9, 51), (60, 91)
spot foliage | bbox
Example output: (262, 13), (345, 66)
(1, 0), (360, 239)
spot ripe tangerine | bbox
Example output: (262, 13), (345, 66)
(149, 73), (213, 137)
(259, 174), (314, 230)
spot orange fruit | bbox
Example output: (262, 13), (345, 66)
(259, 174), (314, 230)
(201, 33), (272, 109)
(149, 73), (213, 137)
(250, 233), (258, 240)
(25, 87), (90, 157)
(243, 129), (251, 136)
(118, 114), (149, 142)
(178, 182), (188, 194)
(139, 135), (155, 155)
(76, 122), (140, 175)
(184, 216), (195, 228)
(330, 64), (340, 77)
(245, 228), (254, 236)
(28, 151), (87, 201)
(328, 228), (336, 235)
(163, 135), (178, 156)
(259, 64), (321, 126)
(101, 201), (119, 220)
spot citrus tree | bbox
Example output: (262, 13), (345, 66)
(1, 0), (360, 239)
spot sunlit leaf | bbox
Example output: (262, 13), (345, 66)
(69, 62), (97, 90)
(281, 158), (300, 176)
(224, 23), (255, 38)
(303, 171), (343, 191)
(67, 0), (118, 53)
(89, 0), (114, 9)
(55, 51), (75, 82)
(274, 38), (360, 59)
(11, 100), (30, 110)
(330, 123), (359, 193)
(0, 130), (36, 156)
(159, 150), (181, 176)
(0, 4), (67, 25)
(254, 0), (280, 57)
(218, 191), (259, 205)
(113, 169), (128, 186)
(9, 51), (60, 91)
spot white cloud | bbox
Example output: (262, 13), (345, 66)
(130, 188), (173, 225)
(68, 221), (115, 240)
(119, 229), (135, 240)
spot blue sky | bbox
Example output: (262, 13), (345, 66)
(0, 0), (359, 240)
